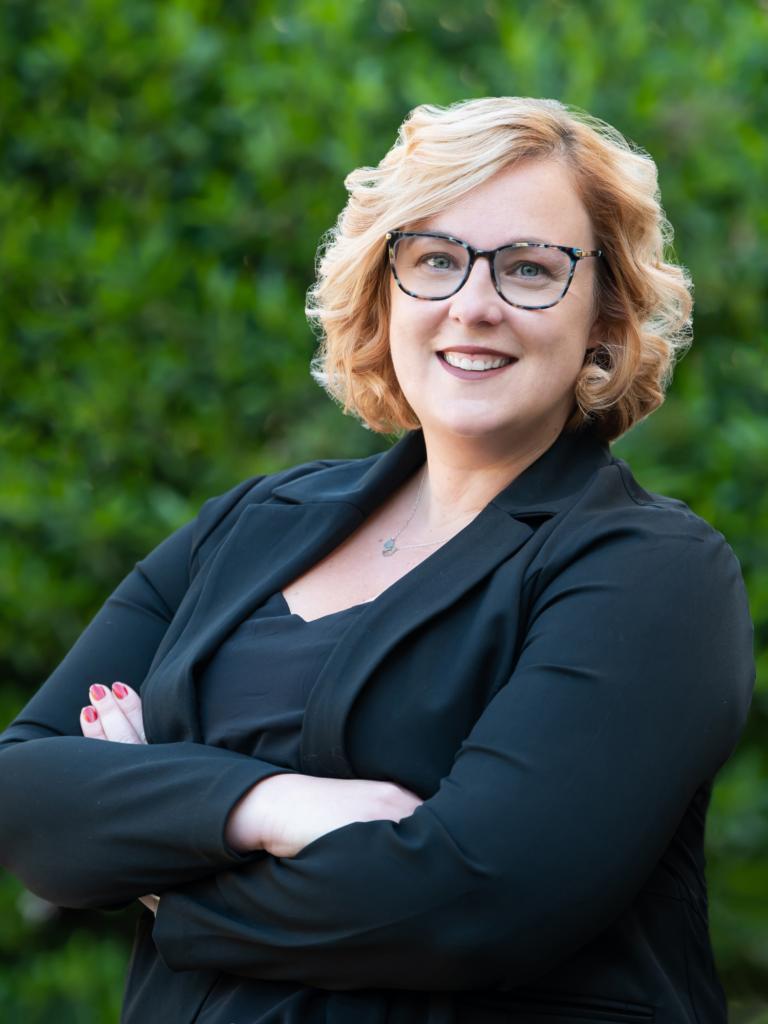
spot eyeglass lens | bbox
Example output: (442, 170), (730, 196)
(393, 236), (573, 307)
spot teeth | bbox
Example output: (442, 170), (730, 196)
(443, 352), (512, 371)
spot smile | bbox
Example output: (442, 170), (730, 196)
(438, 350), (517, 379)
(443, 352), (512, 371)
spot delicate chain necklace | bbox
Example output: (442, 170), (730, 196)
(381, 466), (452, 557)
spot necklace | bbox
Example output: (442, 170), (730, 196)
(381, 467), (452, 557)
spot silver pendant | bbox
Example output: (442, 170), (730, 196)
(382, 539), (396, 556)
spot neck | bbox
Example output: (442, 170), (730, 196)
(416, 418), (566, 530)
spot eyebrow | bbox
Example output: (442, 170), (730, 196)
(418, 230), (556, 247)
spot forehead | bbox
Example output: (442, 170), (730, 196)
(417, 158), (594, 250)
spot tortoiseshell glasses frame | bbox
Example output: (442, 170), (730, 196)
(386, 231), (603, 311)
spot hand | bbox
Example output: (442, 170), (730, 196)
(225, 773), (423, 858)
(79, 683), (147, 745)
(80, 684), (154, 909)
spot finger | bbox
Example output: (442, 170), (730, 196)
(89, 684), (143, 744)
(111, 683), (147, 743)
(80, 705), (108, 741)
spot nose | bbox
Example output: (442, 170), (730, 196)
(447, 257), (505, 328)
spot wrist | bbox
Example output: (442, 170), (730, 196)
(224, 773), (288, 854)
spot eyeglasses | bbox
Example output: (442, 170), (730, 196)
(386, 231), (603, 310)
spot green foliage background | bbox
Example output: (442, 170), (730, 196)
(0, 0), (767, 1020)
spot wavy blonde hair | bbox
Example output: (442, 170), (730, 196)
(308, 97), (692, 442)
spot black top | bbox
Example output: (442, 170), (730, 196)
(0, 428), (755, 1024)
(198, 590), (366, 769)
(199, 590), (367, 1022)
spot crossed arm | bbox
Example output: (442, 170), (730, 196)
(79, 680), (421, 881)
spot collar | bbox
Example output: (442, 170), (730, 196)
(491, 428), (612, 516)
(272, 427), (611, 518)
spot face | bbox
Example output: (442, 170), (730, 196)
(388, 158), (602, 456)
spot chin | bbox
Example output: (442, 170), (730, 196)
(422, 408), (520, 440)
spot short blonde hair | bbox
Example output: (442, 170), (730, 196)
(308, 97), (692, 442)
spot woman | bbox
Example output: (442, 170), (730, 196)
(0, 98), (754, 1024)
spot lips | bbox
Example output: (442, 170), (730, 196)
(437, 349), (517, 380)
(443, 352), (512, 371)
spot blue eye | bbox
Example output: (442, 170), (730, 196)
(423, 254), (454, 271)
(503, 260), (553, 282)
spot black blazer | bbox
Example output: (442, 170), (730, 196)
(0, 429), (754, 1024)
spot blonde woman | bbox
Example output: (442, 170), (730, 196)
(0, 98), (754, 1024)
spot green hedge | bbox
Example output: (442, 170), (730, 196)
(1, 1), (767, 1020)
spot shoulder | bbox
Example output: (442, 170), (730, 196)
(539, 454), (747, 600)
(188, 455), (371, 574)
(567, 453), (728, 546)
(528, 451), (753, 695)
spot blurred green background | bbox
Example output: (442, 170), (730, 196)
(0, 0), (766, 1020)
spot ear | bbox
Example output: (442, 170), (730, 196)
(585, 314), (603, 356)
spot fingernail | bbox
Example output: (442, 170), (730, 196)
(113, 683), (128, 700)
(83, 706), (98, 723)
(90, 685), (106, 701)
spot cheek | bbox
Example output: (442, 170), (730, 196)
(388, 291), (442, 366)
(388, 323), (426, 404)
(387, 307), (411, 379)
(528, 298), (594, 366)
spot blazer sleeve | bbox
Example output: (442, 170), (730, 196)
(0, 517), (290, 909)
(149, 508), (755, 991)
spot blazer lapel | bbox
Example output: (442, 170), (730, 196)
(142, 431), (428, 745)
(300, 503), (534, 778)
(143, 500), (365, 743)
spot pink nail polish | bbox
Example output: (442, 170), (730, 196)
(91, 685), (106, 701)
(113, 683), (128, 700)
(83, 706), (98, 723)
